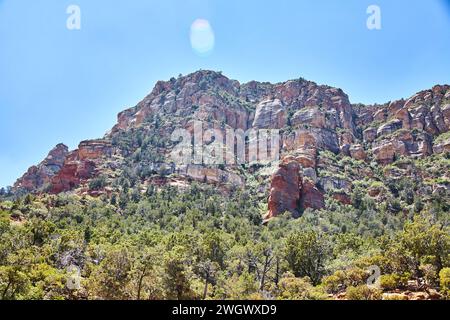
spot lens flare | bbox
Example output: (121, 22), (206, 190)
(190, 19), (215, 57)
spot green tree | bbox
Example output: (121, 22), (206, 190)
(162, 246), (195, 300)
(284, 231), (329, 285)
(89, 246), (132, 299)
(399, 213), (449, 277)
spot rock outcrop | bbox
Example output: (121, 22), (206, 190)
(265, 157), (302, 220)
(14, 144), (69, 192)
(433, 136), (450, 154)
(300, 179), (325, 211)
(349, 144), (366, 161)
(253, 99), (286, 129)
(265, 154), (326, 221)
(50, 140), (114, 194)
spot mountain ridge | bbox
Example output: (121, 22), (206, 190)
(12, 70), (450, 220)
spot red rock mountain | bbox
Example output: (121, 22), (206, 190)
(13, 70), (450, 219)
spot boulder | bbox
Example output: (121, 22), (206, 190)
(363, 127), (377, 143)
(377, 119), (403, 137)
(349, 144), (367, 161)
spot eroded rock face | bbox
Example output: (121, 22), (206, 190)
(253, 99), (286, 129)
(283, 129), (340, 154)
(265, 157), (302, 220)
(300, 179), (325, 211)
(78, 140), (113, 160)
(50, 152), (96, 194)
(294, 148), (317, 168)
(49, 140), (114, 194)
(372, 130), (433, 164)
(372, 140), (404, 164)
(179, 165), (244, 186)
(377, 119), (403, 137)
(291, 106), (326, 128)
(14, 144), (69, 192)
(265, 153), (327, 221)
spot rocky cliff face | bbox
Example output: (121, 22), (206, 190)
(50, 139), (115, 194)
(14, 143), (69, 192)
(13, 71), (450, 220)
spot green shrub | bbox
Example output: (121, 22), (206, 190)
(322, 267), (369, 294)
(419, 264), (438, 286)
(346, 285), (382, 300)
(439, 268), (450, 298)
(379, 274), (400, 291)
(345, 268), (367, 287)
(322, 270), (346, 294)
(278, 274), (328, 300)
(89, 175), (107, 191)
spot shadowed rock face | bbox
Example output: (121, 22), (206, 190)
(12, 71), (450, 219)
(300, 179), (325, 211)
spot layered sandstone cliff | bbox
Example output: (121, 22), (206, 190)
(13, 71), (450, 220)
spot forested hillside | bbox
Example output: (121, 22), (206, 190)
(1, 71), (449, 300)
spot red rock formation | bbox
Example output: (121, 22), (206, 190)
(78, 140), (113, 160)
(12, 71), (450, 221)
(14, 143), (68, 192)
(372, 141), (402, 164)
(294, 148), (317, 168)
(332, 191), (352, 205)
(265, 157), (302, 220)
(300, 179), (325, 210)
(50, 151), (96, 194)
(265, 153), (326, 221)
(49, 140), (113, 194)
(291, 106), (326, 128)
(252, 99), (286, 129)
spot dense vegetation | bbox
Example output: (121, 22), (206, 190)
(1, 171), (449, 300)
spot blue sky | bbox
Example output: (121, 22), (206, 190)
(1, 0), (450, 187)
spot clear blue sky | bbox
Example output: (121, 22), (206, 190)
(1, 0), (450, 187)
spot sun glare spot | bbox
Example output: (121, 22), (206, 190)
(190, 19), (215, 57)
